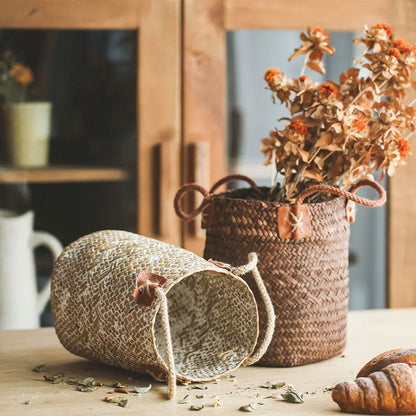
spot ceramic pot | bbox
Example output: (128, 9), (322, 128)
(5, 102), (52, 168)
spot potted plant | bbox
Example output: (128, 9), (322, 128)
(0, 52), (52, 168)
(175, 24), (414, 367)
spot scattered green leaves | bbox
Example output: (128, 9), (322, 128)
(103, 396), (128, 407)
(178, 394), (191, 404)
(79, 377), (96, 387)
(187, 385), (208, 390)
(239, 403), (257, 412)
(261, 381), (286, 389)
(279, 392), (304, 403)
(76, 385), (94, 393)
(189, 404), (204, 411)
(32, 364), (48, 373)
(43, 374), (64, 384)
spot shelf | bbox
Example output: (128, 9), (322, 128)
(0, 166), (130, 184)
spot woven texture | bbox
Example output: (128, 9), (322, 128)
(51, 230), (259, 382)
(203, 188), (350, 367)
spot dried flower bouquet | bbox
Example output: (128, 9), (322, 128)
(261, 24), (416, 203)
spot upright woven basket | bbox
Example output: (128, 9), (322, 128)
(174, 175), (386, 367)
(51, 230), (274, 398)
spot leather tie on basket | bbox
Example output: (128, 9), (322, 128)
(174, 175), (387, 240)
(209, 252), (276, 366)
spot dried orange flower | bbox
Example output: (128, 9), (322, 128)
(318, 82), (338, 96)
(375, 23), (393, 38)
(392, 39), (416, 56)
(11, 63), (34, 86)
(399, 138), (412, 158)
(261, 23), (416, 202)
(264, 67), (281, 85)
(353, 116), (370, 131)
(288, 119), (308, 135)
(388, 47), (401, 60)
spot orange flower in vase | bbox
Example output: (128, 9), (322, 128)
(10, 63), (34, 86)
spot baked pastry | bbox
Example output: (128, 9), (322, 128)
(357, 348), (416, 378)
(332, 362), (416, 414)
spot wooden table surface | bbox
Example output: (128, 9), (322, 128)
(1, 308), (415, 415)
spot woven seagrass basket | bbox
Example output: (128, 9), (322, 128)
(51, 230), (275, 399)
(174, 174), (386, 367)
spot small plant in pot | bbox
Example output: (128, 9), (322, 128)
(0, 51), (52, 168)
(175, 24), (415, 367)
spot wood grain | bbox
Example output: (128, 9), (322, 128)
(388, 18), (416, 307)
(1, 309), (416, 415)
(225, 0), (396, 30)
(138, 0), (181, 246)
(183, 0), (226, 255)
(0, 166), (129, 183)
(0, 0), (141, 29)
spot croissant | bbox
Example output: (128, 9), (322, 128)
(332, 363), (416, 415)
(357, 348), (416, 378)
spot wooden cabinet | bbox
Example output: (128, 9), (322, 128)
(0, 0), (415, 307)
(182, 0), (416, 307)
(0, 0), (181, 247)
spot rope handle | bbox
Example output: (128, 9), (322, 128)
(295, 178), (386, 207)
(174, 174), (257, 222)
(155, 287), (177, 399)
(209, 253), (275, 366)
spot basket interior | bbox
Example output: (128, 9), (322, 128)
(154, 270), (258, 381)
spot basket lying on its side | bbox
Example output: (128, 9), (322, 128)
(174, 175), (386, 367)
(51, 230), (274, 399)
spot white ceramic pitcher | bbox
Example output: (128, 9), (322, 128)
(0, 210), (63, 329)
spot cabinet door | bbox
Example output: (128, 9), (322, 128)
(0, 0), (182, 246)
(183, 0), (415, 307)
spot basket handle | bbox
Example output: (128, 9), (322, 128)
(174, 174), (257, 222)
(295, 178), (386, 207)
(209, 252), (275, 366)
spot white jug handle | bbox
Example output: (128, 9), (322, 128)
(31, 231), (63, 316)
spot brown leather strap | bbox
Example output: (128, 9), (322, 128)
(174, 174), (257, 222)
(295, 179), (386, 207)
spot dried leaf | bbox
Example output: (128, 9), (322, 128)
(307, 60), (325, 75)
(43, 374), (64, 384)
(304, 170), (324, 182)
(79, 377), (95, 387)
(76, 385), (94, 392)
(133, 384), (152, 394)
(114, 387), (129, 394)
(279, 392), (304, 403)
(189, 404), (204, 411)
(32, 364), (48, 373)
(118, 399), (128, 408)
(179, 394), (191, 404)
(261, 381), (286, 389)
(239, 403), (257, 412)
(187, 385), (208, 390)
(111, 381), (126, 388)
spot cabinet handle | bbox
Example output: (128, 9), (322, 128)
(154, 141), (175, 239)
(188, 141), (210, 238)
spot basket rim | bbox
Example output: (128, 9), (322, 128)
(150, 268), (259, 383)
(212, 185), (345, 207)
